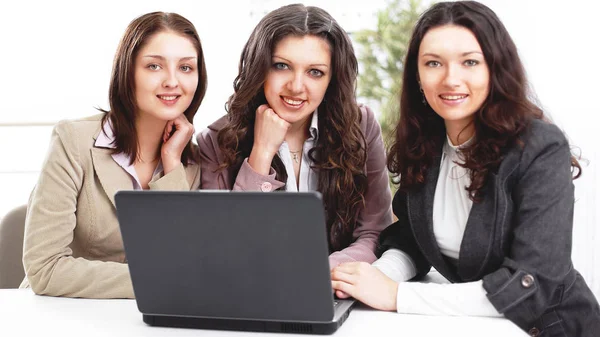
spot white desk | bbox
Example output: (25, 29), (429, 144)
(0, 289), (527, 337)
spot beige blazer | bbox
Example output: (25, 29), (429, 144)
(21, 114), (201, 298)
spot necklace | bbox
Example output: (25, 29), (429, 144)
(289, 149), (302, 164)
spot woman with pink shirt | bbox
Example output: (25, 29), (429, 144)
(21, 12), (207, 298)
(197, 4), (392, 269)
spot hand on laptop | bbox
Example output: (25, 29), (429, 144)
(331, 262), (398, 311)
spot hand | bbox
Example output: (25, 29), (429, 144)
(331, 262), (399, 311)
(161, 114), (195, 174)
(248, 104), (290, 175)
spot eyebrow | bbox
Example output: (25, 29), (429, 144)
(421, 51), (483, 58)
(273, 55), (329, 68)
(142, 55), (197, 62)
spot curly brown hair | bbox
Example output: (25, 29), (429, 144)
(216, 4), (367, 251)
(388, 1), (581, 201)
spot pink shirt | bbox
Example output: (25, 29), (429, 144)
(196, 105), (393, 268)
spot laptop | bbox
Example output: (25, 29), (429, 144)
(115, 190), (355, 335)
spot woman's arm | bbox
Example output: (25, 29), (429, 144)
(328, 106), (393, 268)
(197, 126), (284, 191)
(481, 122), (579, 329)
(22, 122), (133, 298)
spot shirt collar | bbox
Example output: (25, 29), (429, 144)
(308, 110), (319, 141)
(95, 120), (116, 149)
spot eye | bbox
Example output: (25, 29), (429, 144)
(308, 69), (324, 78)
(147, 64), (161, 71)
(464, 59), (480, 67)
(180, 65), (193, 72)
(273, 62), (289, 70)
(425, 60), (441, 68)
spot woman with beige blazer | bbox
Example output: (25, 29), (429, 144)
(20, 12), (208, 299)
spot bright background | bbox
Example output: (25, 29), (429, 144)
(1, 0), (599, 297)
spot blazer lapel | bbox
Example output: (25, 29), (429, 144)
(408, 155), (460, 282)
(90, 147), (132, 208)
(457, 173), (498, 281)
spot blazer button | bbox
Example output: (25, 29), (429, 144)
(260, 182), (272, 192)
(528, 327), (540, 336)
(521, 274), (535, 288)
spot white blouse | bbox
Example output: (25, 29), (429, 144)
(277, 111), (319, 192)
(372, 135), (502, 317)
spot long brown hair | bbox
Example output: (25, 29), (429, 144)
(388, 1), (581, 201)
(100, 12), (207, 165)
(217, 4), (367, 251)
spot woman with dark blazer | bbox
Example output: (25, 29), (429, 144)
(330, 1), (600, 336)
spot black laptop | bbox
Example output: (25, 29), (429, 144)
(115, 190), (355, 335)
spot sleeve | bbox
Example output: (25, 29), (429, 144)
(372, 248), (417, 282)
(395, 280), (503, 317)
(328, 105), (393, 268)
(196, 128), (284, 191)
(377, 190), (432, 280)
(22, 123), (134, 298)
(148, 162), (193, 190)
(481, 123), (576, 329)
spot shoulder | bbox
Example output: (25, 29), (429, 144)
(52, 113), (104, 147)
(522, 118), (568, 149)
(357, 104), (384, 142)
(501, 118), (571, 177)
(198, 115), (228, 143)
(196, 115), (229, 159)
(514, 118), (569, 162)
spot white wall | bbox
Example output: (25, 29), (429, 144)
(1, 0), (598, 297)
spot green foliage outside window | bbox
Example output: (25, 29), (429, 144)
(353, 0), (426, 192)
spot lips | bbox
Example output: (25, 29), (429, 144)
(157, 94), (181, 105)
(281, 96), (305, 106)
(439, 94), (468, 100)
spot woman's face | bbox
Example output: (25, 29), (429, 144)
(417, 24), (490, 137)
(133, 30), (199, 123)
(263, 34), (332, 127)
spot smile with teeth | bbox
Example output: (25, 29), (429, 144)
(440, 94), (468, 100)
(282, 96), (304, 106)
(158, 95), (179, 101)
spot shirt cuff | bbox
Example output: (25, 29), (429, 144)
(372, 249), (417, 282)
(233, 158), (285, 191)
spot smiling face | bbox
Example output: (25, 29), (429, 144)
(134, 30), (199, 123)
(263, 34), (332, 127)
(418, 24), (490, 139)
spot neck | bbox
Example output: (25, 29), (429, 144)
(285, 114), (312, 150)
(445, 119), (475, 146)
(135, 114), (166, 163)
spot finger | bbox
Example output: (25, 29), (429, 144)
(331, 269), (357, 284)
(256, 104), (270, 114)
(331, 280), (354, 297)
(164, 121), (175, 141)
(335, 290), (351, 299)
(333, 262), (361, 273)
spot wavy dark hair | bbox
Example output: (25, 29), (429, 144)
(388, 1), (581, 201)
(217, 4), (367, 251)
(100, 12), (207, 165)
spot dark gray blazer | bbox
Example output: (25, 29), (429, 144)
(378, 119), (600, 337)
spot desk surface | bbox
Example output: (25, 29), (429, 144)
(0, 289), (527, 337)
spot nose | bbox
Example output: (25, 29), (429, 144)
(162, 68), (179, 88)
(286, 71), (305, 93)
(442, 64), (461, 88)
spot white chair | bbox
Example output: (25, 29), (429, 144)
(0, 205), (26, 288)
